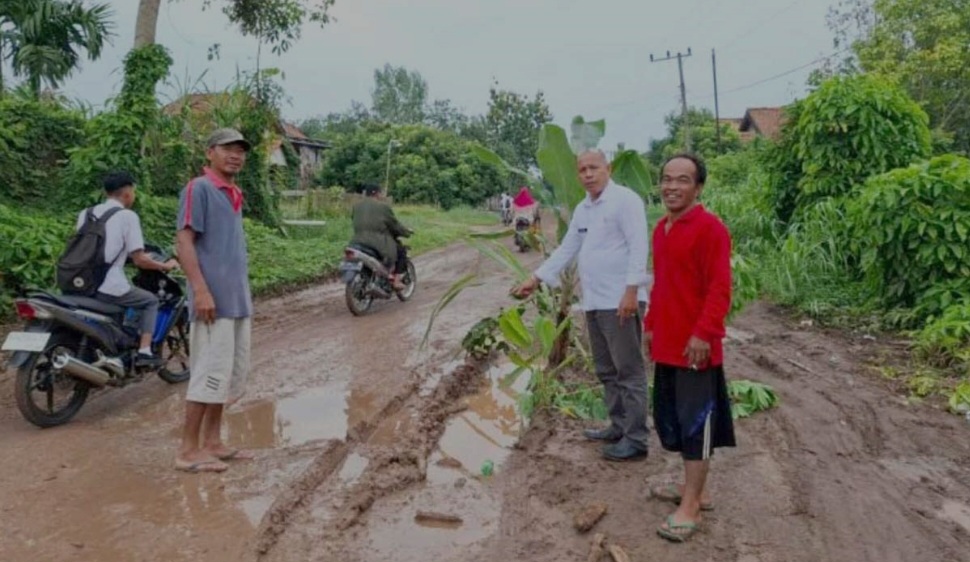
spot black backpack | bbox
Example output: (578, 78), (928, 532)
(56, 207), (124, 296)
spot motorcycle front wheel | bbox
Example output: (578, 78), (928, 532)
(15, 331), (91, 428)
(346, 273), (374, 316)
(157, 309), (191, 384)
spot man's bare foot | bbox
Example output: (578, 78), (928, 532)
(650, 483), (714, 510)
(175, 450), (228, 473)
(204, 444), (256, 461)
(657, 511), (700, 542)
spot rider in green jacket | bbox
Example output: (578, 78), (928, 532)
(350, 184), (411, 290)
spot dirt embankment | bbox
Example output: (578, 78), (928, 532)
(473, 302), (970, 562)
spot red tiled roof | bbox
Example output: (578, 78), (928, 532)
(282, 122), (307, 139)
(739, 107), (785, 140)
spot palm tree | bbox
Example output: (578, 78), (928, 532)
(0, 0), (114, 96)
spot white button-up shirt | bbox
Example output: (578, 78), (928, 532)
(535, 181), (650, 311)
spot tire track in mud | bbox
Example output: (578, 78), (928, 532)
(0, 236), (541, 562)
(251, 239), (545, 559)
(724, 304), (970, 562)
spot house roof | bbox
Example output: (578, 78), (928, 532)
(718, 117), (756, 143)
(739, 107), (785, 140)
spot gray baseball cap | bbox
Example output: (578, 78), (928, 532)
(206, 127), (251, 151)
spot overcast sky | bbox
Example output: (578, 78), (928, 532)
(60, 0), (837, 152)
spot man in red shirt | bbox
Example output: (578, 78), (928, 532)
(644, 153), (736, 542)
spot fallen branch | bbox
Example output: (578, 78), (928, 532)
(415, 510), (463, 524)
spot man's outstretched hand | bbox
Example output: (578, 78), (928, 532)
(511, 276), (540, 300)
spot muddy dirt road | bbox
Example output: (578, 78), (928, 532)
(2, 237), (970, 562)
(0, 240), (537, 562)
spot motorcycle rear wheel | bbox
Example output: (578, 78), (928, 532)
(396, 260), (417, 301)
(15, 331), (91, 428)
(346, 273), (374, 316)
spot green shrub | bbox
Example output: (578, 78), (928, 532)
(849, 155), (970, 311)
(318, 121), (508, 209)
(767, 75), (932, 224)
(0, 205), (71, 299)
(914, 300), (970, 369)
(0, 97), (86, 204)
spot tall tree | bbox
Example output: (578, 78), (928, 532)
(132, 0), (335, 51)
(0, 0), (114, 96)
(645, 108), (743, 166)
(828, 0), (970, 151)
(370, 64), (429, 125)
(483, 85), (552, 171)
(133, 0), (160, 47)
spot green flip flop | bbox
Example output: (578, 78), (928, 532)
(657, 515), (699, 543)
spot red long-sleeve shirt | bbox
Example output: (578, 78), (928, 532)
(644, 205), (732, 368)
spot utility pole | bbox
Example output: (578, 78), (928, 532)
(650, 47), (693, 151)
(712, 48), (722, 155)
(385, 139), (401, 193)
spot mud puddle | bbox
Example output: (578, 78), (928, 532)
(435, 362), (527, 475)
(0, 447), (258, 562)
(224, 382), (354, 448)
(355, 362), (528, 561)
(939, 499), (970, 535)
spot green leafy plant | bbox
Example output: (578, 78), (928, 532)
(0, 96), (85, 204)
(727, 380), (779, 419)
(907, 369), (941, 398)
(914, 300), (970, 369)
(948, 380), (970, 414)
(848, 155), (970, 313)
(461, 316), (507, 360)
(766, 75), (931, 225)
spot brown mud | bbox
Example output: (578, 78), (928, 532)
(2, 236), (969, 562)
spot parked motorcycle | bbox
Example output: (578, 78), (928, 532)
(2, 245), (190, 428)
(339, 241), (417, 316)
(514, 215), (532, 252)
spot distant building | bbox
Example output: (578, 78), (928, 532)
(163, 93), (330, 188)
(719, 107), (786, 142)
(739, 107), (785, 140)
(271, 122), (331, 188)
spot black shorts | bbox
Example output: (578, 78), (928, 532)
(652, 363), (737, 461)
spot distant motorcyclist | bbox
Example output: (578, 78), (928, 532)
(350, 184), (412, 291)
(500, 192), (513, 225)
(512, 186), (540, 226)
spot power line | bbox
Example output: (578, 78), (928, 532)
(718, 0), (804, 54)
(714, 47), (851, 97)
(650, 48), (693, 150)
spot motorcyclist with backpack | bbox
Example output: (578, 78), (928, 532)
(64, 171), (178, 368)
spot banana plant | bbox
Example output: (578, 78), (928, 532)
(423, 116), (655, 372)
(496, 306), (578, 418)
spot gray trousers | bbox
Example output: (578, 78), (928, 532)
(586, 303), (649, 449)
(98, 287), (159, 337)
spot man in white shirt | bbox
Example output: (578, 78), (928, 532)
(513, 150), (651, 461)
(76, 171), (179, 368)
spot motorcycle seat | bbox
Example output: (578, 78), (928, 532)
(28, 290), (125, 316)
(348, 243), (384, 261)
